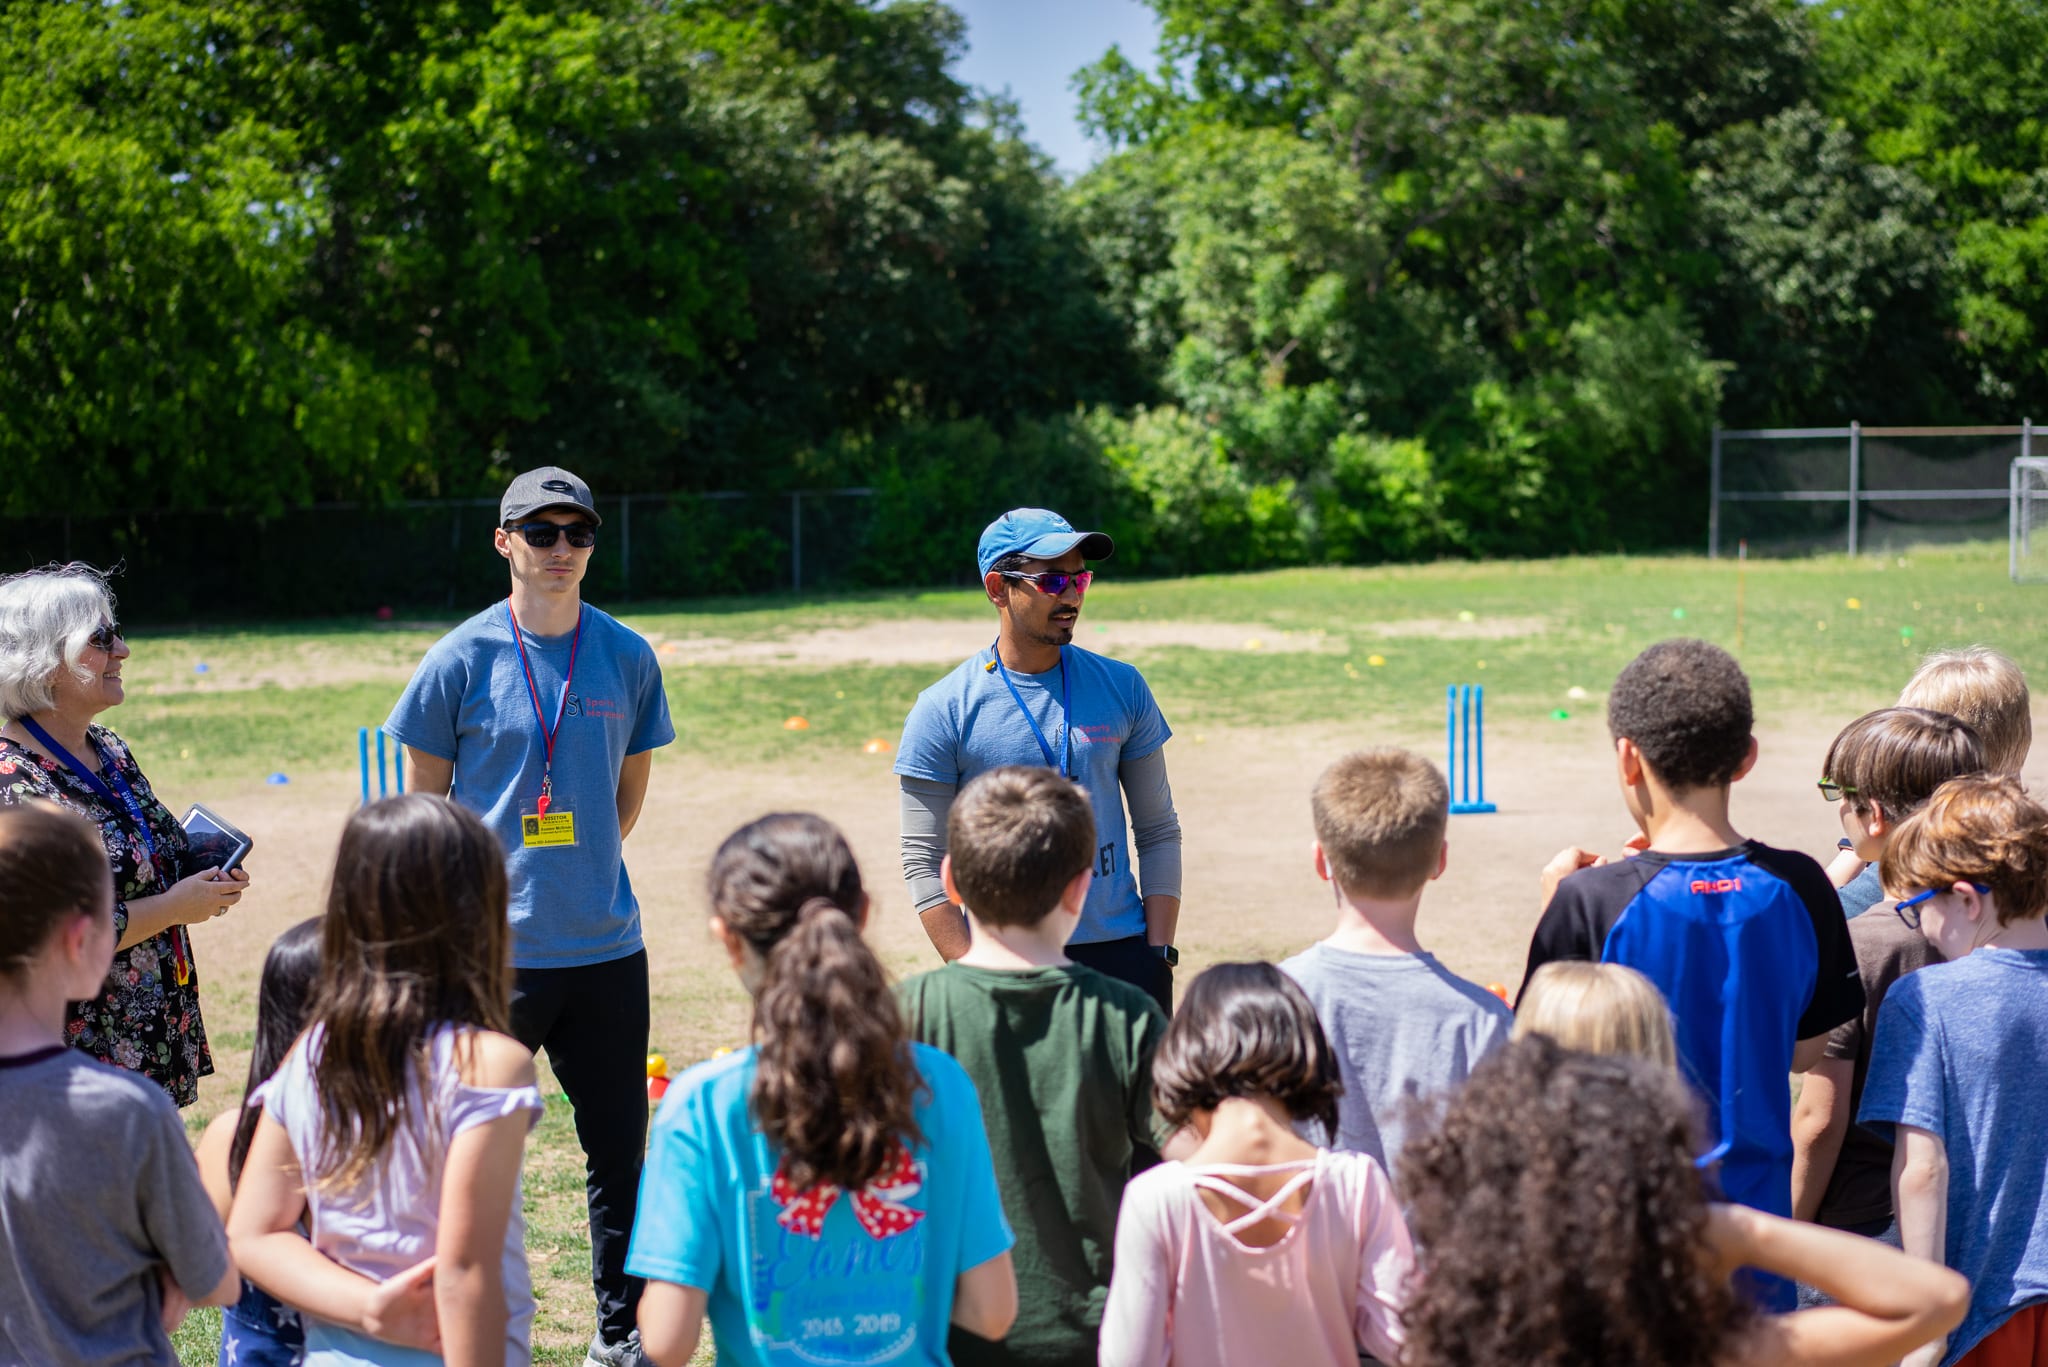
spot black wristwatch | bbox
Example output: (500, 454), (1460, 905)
(1150, 944), (1180, 968)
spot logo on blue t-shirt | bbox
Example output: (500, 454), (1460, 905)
(745, 1151), (931, 1363)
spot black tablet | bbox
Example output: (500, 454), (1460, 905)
(181, 804), (253, 874)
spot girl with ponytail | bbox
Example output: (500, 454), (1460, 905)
(630, 812), (1017, 1367)
(1862, 774), (2048, 1367)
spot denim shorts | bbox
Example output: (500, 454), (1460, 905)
(219, 1279), (305, 1366)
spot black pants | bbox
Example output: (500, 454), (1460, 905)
(1068, 934), (1173, 1015)
(512, 949), (650, 1347)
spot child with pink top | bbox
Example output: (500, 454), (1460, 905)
(228, 796), (545, 1367)
(1099, 962), (1413, 1367)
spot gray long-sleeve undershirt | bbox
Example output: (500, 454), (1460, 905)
(899, 747), (1184, 914)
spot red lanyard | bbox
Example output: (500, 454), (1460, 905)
(506, 601), (583, 816)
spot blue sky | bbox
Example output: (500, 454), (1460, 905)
(947, 0), (1162, 176)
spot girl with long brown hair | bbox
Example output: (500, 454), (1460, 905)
(629, 812), (1017, 1367)
(227, 795), (545, 1367)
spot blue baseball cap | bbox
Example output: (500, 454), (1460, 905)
(976, 508), (1114, 579)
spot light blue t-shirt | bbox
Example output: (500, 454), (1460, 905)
(895, 645), (1171, 945)
(1860, 947), (2048, 1364)
(1839, 862), (1886, 919)
(1280, 943), (1513, 1177)
(384, 601), (674, 969)
(626, 1044), (1015, 1367)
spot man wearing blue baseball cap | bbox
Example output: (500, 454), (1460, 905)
(895, 507), (1184, 1010)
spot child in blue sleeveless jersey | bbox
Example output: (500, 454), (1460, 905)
(1518, 640), (1863, 1310)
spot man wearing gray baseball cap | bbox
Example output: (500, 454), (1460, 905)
(385, 465), (674, 1367)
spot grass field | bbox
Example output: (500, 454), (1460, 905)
(144, 542), (2041, 1365)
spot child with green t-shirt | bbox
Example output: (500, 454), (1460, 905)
(898, 765), (1171, 1367)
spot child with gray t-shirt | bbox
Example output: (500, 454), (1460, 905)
(0, 803), (235, 1367)
(1280, 749), (1512, 1177)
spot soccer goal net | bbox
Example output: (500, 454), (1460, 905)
(2011, 458), (2048, 583)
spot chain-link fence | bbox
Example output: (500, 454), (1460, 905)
(1, 489), (880, 621)
(1708, 422), (2037, 558)
(2012, 459), (2048, 584)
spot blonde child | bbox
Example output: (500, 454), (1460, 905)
(629, 812), (1017, 1367)
(0, 801), (237, 1364)
(1512, 960), (1677, 1066)
(1280, 748), (1511, 1176)
(228, 796), (543, 1367)
(1863, 775), (2048, 1366)
(1101, 962), (1413, 1367)
(1825, 646), (2032, 893)
(1897, 646), (2031, 776)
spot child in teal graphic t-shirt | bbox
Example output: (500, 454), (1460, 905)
(628, 814), (1015, 1367)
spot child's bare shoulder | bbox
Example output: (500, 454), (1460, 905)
(454, 1028), (537, 1090)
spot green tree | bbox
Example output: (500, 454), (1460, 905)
(1690, 105), (1952, 423)
(1821, 0), (2048, 407)
(0, 2), (426, 516)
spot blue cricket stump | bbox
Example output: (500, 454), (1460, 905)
(1446, 684), (1497, 814)
(357, 727), (404, 805)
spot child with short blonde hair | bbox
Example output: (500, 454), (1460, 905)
(1281, 748), (1511, 1175)
(1897, 646), (2031, 775)
(1863, 775), (2048, 1366)
(1511, 961), (1677, 1067)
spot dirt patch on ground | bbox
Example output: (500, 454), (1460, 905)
(648, 618), (1353, 667)
(132, 612), (1554, 694)
(646, 614), (1550, 668)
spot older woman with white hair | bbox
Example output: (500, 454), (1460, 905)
(0, 563), (249, 1106)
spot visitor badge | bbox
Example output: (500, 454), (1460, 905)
(520, 806), (576, 848)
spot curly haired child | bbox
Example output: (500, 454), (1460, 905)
(1401, 1035), (1966, 1367)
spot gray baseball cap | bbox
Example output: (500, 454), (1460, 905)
(500, 466), (602, 526)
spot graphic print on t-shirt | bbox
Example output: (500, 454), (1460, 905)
(1518, 841), (1863, 1314)
(745, 1150), (931, 1363)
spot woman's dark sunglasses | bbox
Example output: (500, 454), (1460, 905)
(1816, 778), (1858, 802)
(999, 569), (1093, 596)
(507, 521), (597, 549)
(87, 620), (122, 651)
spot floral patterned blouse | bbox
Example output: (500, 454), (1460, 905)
(0, 725), (213, 1106)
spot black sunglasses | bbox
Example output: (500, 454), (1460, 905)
(507, 521), (597, 549)
(87, 620), (122, 652)
(998, 569), (1094, 597)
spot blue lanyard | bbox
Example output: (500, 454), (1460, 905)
(989, 642), (1071, 779)
(17, 716), (158, 865)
